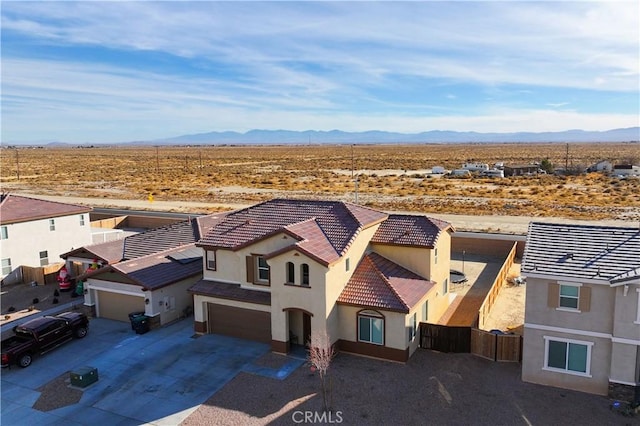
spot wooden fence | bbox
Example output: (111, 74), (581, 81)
(420, 323), (522, 362)
(22, 262), (64, 285)
(476, 241), (518, 329)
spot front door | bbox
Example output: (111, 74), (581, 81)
(303, 313), (311, 347)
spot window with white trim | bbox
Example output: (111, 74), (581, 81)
(544, 336), (593, 376)
(559, 284), (579, 309)
(286, 262), (295, 284)
(301, 263), (310, 286)
(257, 256), (269, 282)
(409, 312), (417, 342)
(1, 226), (8, 240)
(49, 219), (56, 231)
(434, 247), (438, 265)
(206, 250), (216, 271)
(79, 214), (86, 226)
(422, 300), (429, 322)
(345, 258), (350, 272)
(358, 310), (384, 345)
(39, 251), (49, 266)
(1, 258), (12, 275)
(442, 278), (448, 295)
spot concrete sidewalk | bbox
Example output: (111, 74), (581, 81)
(1, 318), (275, 425)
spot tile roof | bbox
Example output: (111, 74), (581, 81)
(188, 279), (271, 305)
(61, 239), (125, 264)
(122, 219), (199, 260)
(198, 199), (388, 263)
(337, 252), (434, 313)
(522, 222), (640, 283)
(104, 244), (203, 290)
(371, 214), (451, 248)
(0, 194), (91, 225)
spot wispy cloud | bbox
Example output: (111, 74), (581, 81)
(1, 1), (638, 142)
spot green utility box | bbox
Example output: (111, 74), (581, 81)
(70, 366), (99, 388)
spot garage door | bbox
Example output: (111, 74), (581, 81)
(207, 303), (271, 343)
(97, 291), (145, 322)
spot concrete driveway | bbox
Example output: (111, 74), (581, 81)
(1, 317), (270, 425)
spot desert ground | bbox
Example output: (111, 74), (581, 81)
(1, 143), (639, 221)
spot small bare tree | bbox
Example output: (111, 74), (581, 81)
(308, 330), (335, 412)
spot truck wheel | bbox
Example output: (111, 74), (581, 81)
(74, 326), (87, 338)
(18, 353), (32, 368)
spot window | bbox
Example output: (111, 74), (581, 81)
(409, 312), (417, 342)
(442, 278), (448, 295)
(1, 258), (11, 275)
(635, 288), (640, 325)
(345, 258), (350, 272)
(358, 310), (384, 345)
(39, 251), (49, 266)
(559, 284), (579, 309)
(206, 250), (216, 271)
(301, 263), (310, 286)
(434, 247), (438, 265)
(422, 300), (429, 322)
(544, 336), (592, 376)
(49, 219), (56, 231)
(286, 262), (295, 284)
(79, 215), (85, 226)
(257, 256), (270, 282)
(0, 226), (7, 240)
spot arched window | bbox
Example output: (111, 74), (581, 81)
(301, 263), (310, 286)
(286, 262), (295, 284)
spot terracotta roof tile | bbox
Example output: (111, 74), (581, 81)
(188, 279), (271, 305)
(198, 199), (388, 262)
(337, 252), (434, 313)
(0, 194), (91, 225)
(123, 219), (199, 260)
(372, 214), (451, 248)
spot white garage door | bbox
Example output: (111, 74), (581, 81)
(97, 291), (145, 322)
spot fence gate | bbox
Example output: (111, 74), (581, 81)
(419, 323), (471, 353)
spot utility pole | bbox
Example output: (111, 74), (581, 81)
(565, 143), (569, 173)
(15, 149), (20, 181)
(155, 146), (159, 174)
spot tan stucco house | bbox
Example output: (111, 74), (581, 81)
(190, 199), (454, 362)
(521, 222), (640, 402)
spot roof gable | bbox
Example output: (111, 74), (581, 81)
(372, 214), (451, 248)
(0, 194), (91, 225)
(337, 252), (434, 313)
(522, 222), (640, 282)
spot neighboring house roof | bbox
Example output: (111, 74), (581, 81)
(198, 199), (388, 262)
(611, 267), (640, 284)
(84, 244), (202, 291)
(0, 194), (91, 225)
(337, 252), (435, 313)
(522, 222), (640, 283)
(189, 280), (271, 306)
(371, 214), (452, 248)
(61, 239), (125, 264)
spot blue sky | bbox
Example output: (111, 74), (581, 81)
(1, 1), (638, 143)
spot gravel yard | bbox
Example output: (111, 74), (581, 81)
(183, 350), (627, 426)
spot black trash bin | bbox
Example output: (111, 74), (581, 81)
(132, 315), (150, 335)
(128, 311), (146, 331)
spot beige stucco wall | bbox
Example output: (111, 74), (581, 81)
(522, 327), (611, 395)
(613, 284), (640, 340)
(610, 342), (639, 385)
(145, 276), (199, 325)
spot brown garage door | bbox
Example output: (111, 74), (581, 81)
(97, 291), (145, 322)
(207, 303), (271, 343)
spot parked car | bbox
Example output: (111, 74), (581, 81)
(1, 312), (89, 368)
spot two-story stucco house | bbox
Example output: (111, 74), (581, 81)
(521, 222), (640, 402)
(0, 194), (92, 283)
(190, 199), (453, 362)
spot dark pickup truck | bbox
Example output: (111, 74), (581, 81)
(1, 312), (89, 368)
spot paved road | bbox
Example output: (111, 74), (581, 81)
(21, 193), (638, 235)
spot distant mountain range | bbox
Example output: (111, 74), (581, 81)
(145, 127), (640, 145)
(6, 127), (640, 146)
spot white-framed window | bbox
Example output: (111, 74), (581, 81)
(79, 215), (85, 226)
(49, 219), (56, 231)
(543, 336), (593, 377)
(409, 312), (417, 342)
(442, 278), (448, 295)
(434, 247), (438, 265)
(345, 258), (350, 272)
(0, 226), (8, 240)
(301, 263), (310, 286)
(257, 256), (269, 282)
(39, 251), (49, 266)
(635, 288), (640, 325)
(358, 310), (384, 345)
(1, 258), (12, 275)
(206, 250), (216, 271)
(286, 261), (295, 284)
(559, 284), (579, 309)
(422, 300), (429, 322)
